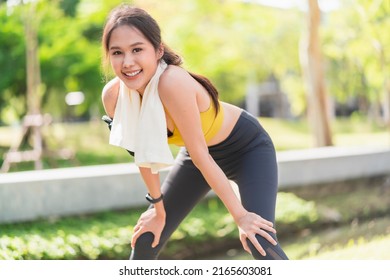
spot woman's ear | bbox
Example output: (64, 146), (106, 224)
(158, 44), (164, 59)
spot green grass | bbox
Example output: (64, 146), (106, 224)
(259, 117), (390, 151)
(1, 179), (389, 260)
(283, 178), (390, 260)
(281, 216), (390, 260)
(222, 219), (390, 260)
(208, 219), (390, 260)
(308, 235), (390, 260)
(0, 191), (327, 260)
(209, 178), (390, 260)
(0, 121), (184, 172)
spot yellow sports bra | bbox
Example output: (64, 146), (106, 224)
(167, 99), (224, 146)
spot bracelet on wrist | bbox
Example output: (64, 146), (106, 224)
(145, 193), (164, 204)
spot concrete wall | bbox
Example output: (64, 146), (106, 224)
(1, 146), (390, 224)
(277, 146), (390, 187)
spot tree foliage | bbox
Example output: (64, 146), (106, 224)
(0, 0), (389, 124)
(323, 0), (390, 118)
(0, 0), (113, 123)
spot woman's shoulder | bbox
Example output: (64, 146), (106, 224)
(102, 77), (120, 99)
(159, 64), (196, 97)
(161, 64), (190, 82)
(102, 77), (120, 118)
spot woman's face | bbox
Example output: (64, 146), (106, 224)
(108, 25), (162, 94)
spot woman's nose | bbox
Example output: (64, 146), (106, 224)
(123, 53), (134, 68)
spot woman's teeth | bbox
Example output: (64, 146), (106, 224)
(124, 70), (141, 77)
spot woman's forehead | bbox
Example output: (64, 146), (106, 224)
(109, 25), (148, 48)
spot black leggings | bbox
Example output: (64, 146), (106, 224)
(130, 110), (288, 260)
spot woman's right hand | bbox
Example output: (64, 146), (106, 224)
(236, 211), (277, 256)
(131, 207), (166, 249)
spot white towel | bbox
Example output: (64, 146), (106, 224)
(109, 60), (174, 174)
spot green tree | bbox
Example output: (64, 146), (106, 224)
(0, 0), (116, 124)
(0, 0), (305, 123)
(134, 0), (303, 105)
(323, 0), (390, 124)
(2, 0), (388, 127)
(0, 5), (26, 123)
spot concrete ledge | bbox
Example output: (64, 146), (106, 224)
(277, 146), (390, 188)
(1, 146), (390, 224)
(0, 164), (161, 223)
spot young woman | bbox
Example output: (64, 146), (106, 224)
(101, 4), (288, 260)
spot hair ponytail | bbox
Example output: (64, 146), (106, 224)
(187, 72), (220, 114)
(161, 44), (183, 66)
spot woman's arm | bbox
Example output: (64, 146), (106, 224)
(138, 167), (165, 216)
(159, 67), (246, 220)
(131, 167), (166, 248)
(159, 66), (277, 256)
(101, 77), (120, 118)
(102, 78), (166, 248)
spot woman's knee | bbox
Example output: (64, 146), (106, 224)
(130, 232), (159, 260)
(247, 234), (288, 260)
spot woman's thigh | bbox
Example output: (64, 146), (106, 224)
(231, 145), (288, 260)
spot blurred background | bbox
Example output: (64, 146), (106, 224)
(0, 0), (389, 260)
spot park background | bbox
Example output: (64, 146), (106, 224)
(0, 0), (389, 260)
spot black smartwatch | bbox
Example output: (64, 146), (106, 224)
(145, 193), (164, 204)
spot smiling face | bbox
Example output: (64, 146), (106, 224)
(108, 25), (163, 94)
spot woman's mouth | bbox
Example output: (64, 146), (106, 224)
(123, 69), (142, 78)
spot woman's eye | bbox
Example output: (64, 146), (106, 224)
(112, 51), (122, 55)
(133, 48), (142, 53)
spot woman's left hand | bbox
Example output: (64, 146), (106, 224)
(236, 211), (277, 256)
(131, 207), (166, 249)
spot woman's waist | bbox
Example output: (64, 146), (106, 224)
(206, 102), (242, 146)
(207, 108), (272, 158)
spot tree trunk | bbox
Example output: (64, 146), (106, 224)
(378, 42), (390, 126)
(24, 2), (43, 169)
(383, 78), (390, 126)
(300, 0), (333, 147)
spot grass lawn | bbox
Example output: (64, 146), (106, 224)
(259, 117), (390, 151)
(1, 177), (389, 260)
(209, 179), (390, 260)
(213, 217), (390, 260)
(308, 235), (390, 260)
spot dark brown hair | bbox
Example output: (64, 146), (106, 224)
(102, 4), (220, 113)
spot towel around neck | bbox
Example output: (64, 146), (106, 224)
(109, 60), (174, 174)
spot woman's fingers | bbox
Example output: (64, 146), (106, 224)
(256, 228), (278, 246)
(238, 213), (279, 256)
(133, 223), (141, 232)
(131, 209), (165, 249)
(255, 216), (276, 231)
(131, 227), (142, 248)
(246, 231), (274, 257)
(152, 231), (161, 248)
(259, 218), (274, 228)
(241, 228), (278, 256)
(254, 219), (276, 233)
(248, 234), (267, 256)
(239, 233), (252, 254)
(131, 225), (161, 249)
(236, 212), (280, 257)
